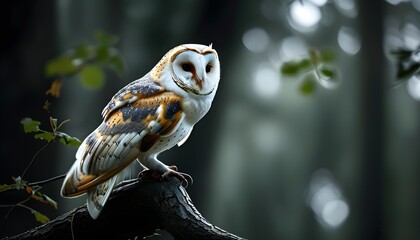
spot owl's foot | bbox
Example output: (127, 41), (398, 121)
(139, 169), (160, 181)
(138, 166), (193, 187)
(162, 166), (193, 188)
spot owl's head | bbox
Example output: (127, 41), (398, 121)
(153, 44), (220, 97)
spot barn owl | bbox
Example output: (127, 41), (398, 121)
(61, 44), (220, 219)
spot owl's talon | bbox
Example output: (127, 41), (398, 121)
(139, 168), (193, 187)
(162, 169), (193, 188)
(168, 165), (178, 171)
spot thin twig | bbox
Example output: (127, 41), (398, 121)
(10, 204), (35, 212)
(28, 174), (66, 186)
(389, 80), (405, 89)
(0, 196), (32, 238)
(57, 119), (71, 130)
(21, 141), (50, 179)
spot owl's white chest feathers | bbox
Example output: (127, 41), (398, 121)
(148, 95), (213, 154)
(181, 94), (213, 124)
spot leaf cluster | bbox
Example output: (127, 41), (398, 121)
(45, 31), (125, 92)
(0, 176), (58, 224)
(391, 47), (420, 80)
(0, 117), (81, 227)
(20, 117), (81, 146)
(280, 48), (339, 95)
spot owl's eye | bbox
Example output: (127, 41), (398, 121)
(206, 64), (212, 73)
(181, 63), (193, 72)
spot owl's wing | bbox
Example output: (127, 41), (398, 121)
(101, 75), (165, 120)
(61, 75), (185, 218)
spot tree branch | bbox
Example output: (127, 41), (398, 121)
(2, 175), (245, 240)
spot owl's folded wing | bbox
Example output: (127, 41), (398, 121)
(61, 76), (185, 198)
(101, 74), (165, 120)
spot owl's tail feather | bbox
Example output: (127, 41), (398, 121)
(86, 174), (118, 219)
(86, 161), (139, 219)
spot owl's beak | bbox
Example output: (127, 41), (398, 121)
(192, 75), (203, 90)
(197, 74), (204, 84)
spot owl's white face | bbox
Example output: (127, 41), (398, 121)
(170, 44), (220, 96)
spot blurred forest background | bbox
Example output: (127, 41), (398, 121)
(1, 0), (420, 239)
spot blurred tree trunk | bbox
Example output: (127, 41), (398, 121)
(357, 0), (385, 239)
(0, 1), (58, 237)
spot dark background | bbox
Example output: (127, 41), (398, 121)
(1, 1), (420, 239)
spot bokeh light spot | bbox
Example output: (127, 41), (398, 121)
(322, 199), (350, 227)
(310, 0), (328, 6)
(253, 66), (281, 98)
(407, 75), (420, 101)
(307, 169), (350, 228)
(242, 28), (270, 53)
(334, 0), (357, 18)
(280, 36), (308, 59)
(288, 1), (321, 31)
(386, 0), (399, 5)
(337, 26), (361, 55)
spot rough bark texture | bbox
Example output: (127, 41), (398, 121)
(2, 176), (245, 240)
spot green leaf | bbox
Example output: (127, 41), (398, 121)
(45, 56), (78, 77)
(79, 65), (105, 89)
(21, 118), (41, 133)
(0, 177), (28, 192)
(391, 48), (414, 59)
(281, 61), (300, 75)
(391, 48), (420, 79)
(34, 132), (55, 142)
(0, 184), (15, 192)
(94, 31), (119, 46)
(32, 210), (50, 224)
(57, 132), (81, 146)
(397, 60), (420, 79)
(42, 195), (58, 209)
(319, 67), (334, 79)
(73, 44), (90, 59)
(318, 65), (338, 81)
(298, 59), (310, 70)
(109, 55), (125, 74)
(300, 74), (316, 95)
(316, 64), (339, 89)
(12, 176), (27, 189)
(281, 59), (310, 76)
(320, 49), (335, 62)
(31, 190), (58, 209)
(96, 45), (110, 61)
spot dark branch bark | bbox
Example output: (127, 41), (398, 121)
(3, 176), (245, 240)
